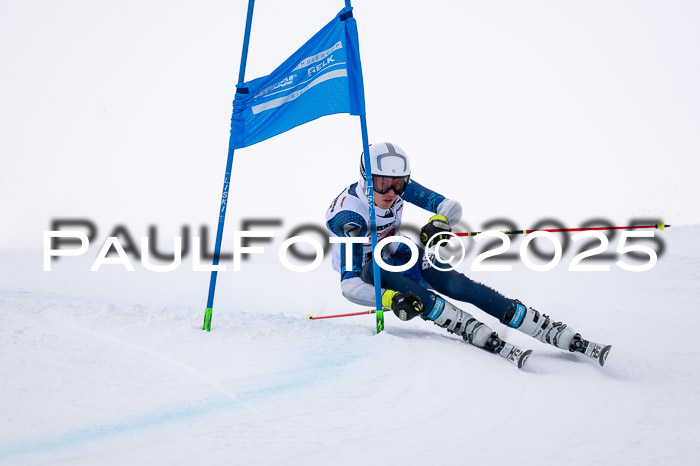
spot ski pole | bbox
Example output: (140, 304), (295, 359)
(363, 222), (670, 247)
(307, 310), (377, 320)
(454, 221), (670, 237)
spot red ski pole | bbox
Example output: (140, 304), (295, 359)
(307, 310), (377, 320)
(363, 222), (670, 247)
(454, 221), (670, 237)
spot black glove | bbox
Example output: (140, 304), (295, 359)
(420, 214), (451, 248)
(382, 290), (424, 321)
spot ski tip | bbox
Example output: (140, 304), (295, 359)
(519, 349), (533, 369)
(598, 345), (612, 367)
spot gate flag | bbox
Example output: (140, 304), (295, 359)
(230, 7), (366, 149)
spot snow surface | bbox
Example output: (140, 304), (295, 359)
(1, 226), (699, 465)
(2, 1), (699, 464)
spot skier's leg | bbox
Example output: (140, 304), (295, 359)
(360, 255), (434, 318)
(501, 301), (611, 365)
(419, 251), (605, 356)
(361, 258), (498, 350)
(500, 301), (577, 349)
(418, 255), (516, 322)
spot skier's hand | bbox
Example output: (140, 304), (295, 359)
(382, 290), (424, 321)
(420, 214), (451, 248)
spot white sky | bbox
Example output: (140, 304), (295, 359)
(1, 0), (699, 250)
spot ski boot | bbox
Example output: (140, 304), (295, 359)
(425, 297), (532, 369)
(504, 301), (612, 366)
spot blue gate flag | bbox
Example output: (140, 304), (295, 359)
(230, 7), (366, 149)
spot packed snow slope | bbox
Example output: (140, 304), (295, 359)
(1, 226), (699, 465)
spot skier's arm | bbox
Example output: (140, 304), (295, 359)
(436, 199), (462, 225)
(420, 214), (452, 247)
(326, 210), (379, 306)
(402, 179), (462, 224)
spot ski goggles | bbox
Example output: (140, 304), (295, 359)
(373, 175), (410, 195)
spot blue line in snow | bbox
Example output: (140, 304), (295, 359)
(0, 352), (360, 461)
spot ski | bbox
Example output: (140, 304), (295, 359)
(569, 334), (612, 366)
(582, 341), (612, 366)
(497, 341), (533, 369)
(481, 332), (532, 369)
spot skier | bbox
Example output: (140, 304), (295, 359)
(325, 142), (611, 368)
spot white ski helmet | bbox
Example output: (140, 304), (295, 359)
(359, 142), (411, 184)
